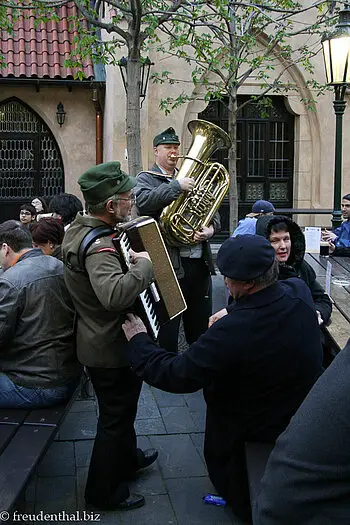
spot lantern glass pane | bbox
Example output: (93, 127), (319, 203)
(329, 36), (350, 83)
(322, 39), (332, 83)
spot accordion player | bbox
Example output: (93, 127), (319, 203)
(113, 216), (186, 340)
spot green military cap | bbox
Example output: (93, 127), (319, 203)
(153, 127), (180, 147)
(78, 161), (136, 205)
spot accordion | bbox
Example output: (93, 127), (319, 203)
(113, 216), (187, 339)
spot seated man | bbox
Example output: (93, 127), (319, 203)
(322, 193), (350, 256)
(254, 338), (350, 525)
(122, 235), (324, 522)
(0, 220), (81, 408)
(255, 215), (332, 326)
(232, 199), (275, 237)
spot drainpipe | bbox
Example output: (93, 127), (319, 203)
(92, 89), (103, 165)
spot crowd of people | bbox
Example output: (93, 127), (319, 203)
(0, 126), (349, 523)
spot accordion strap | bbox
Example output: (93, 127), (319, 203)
(77, 225), (114, 271)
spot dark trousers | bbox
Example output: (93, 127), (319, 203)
(85, 366), (142, 506)
(158, 257), (212, 352)
(204, 403), (252, 522)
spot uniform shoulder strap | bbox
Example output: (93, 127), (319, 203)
(77, 225), (114, 271)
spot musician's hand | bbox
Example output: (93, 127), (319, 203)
(208, 308), (228, 328)
(179, 177), (195, 192)
(122, 313), (148, 341)
(129, 248), (151, 263)
(194, 225), (214, 242)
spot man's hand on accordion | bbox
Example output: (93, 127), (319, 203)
(128, 248), (151, 264)
(123, 313), (148, 341)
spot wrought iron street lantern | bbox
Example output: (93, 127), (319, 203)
(322, 5), (350, 228)
(118, 56), (154, 108)
(56, 102), (66, 127)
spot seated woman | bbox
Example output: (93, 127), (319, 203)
(31, 217), (65, 260)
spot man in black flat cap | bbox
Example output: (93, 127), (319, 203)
(121, 235), (324, 522)
(62, 161), (158, 512)
(135, 127), (220, 352)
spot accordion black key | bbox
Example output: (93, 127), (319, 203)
(113, 216), (187, 339)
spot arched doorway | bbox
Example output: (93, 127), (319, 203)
(198, 96), (294, 238)
(0, 98), (64, 222)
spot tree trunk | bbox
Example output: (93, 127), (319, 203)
(125, 56), (142, 176)
(228, 88), (238, 233)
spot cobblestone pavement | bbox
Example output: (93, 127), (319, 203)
(23, 273), (244, 524)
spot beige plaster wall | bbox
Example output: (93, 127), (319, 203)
(0, 85), (96, 202)
(103, 7), (350, 227)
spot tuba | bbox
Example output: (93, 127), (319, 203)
(161, 119), (232, 246)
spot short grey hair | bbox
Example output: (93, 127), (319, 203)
(88, 193), (121, 214)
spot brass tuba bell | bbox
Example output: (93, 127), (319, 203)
(161, 119), (232, 246)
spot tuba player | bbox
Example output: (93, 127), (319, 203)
(135, 127), (221, 353)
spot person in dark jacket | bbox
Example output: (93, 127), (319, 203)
(322, 193), (350, 256)
(135, 126), (220, 352)
(122, 235), (324, 522)
(0, 220), (81, 408)
(255, 214), (332, 326)
(253, 338), (350, 525)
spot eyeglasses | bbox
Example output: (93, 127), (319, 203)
(115, 196), (136, 204)
(20, 211), (32, 216)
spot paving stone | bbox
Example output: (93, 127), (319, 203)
(38, 441), (76, 476)
(160, 406), (198, 434)
(129, 464), (167, 496)
(75, 440), (94, 468)
(135, 417), (166, 436)
(120, 495), (176, 525)
(35, 475), (77, 514)
(136, 402), (161, 420)
(149, 434), (207, 478)
(190, 433), (205, 461)
(190, 411), (206, 432)
(76, 467), (88, 510)
(184, 391), (206, 411)
(69, 400), (97, 413)
(138, 383), (157, 406)
(166, 477), (236, 524)
(56, 410), (97, 440)
(151, 387), (186, 407)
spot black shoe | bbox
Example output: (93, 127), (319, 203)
(137, 448), (158, 470)
(85, 493), (145, 511)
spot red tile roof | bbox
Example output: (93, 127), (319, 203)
(0, 1), (95, 80)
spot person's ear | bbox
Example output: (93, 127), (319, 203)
(244, 280), (255, 292)
(106, 199), (115, 214)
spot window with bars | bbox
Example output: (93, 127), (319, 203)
(0, 98), (64, 221)
(198, 96), (294, 236)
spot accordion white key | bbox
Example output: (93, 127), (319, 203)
(113, 216), (187, 339)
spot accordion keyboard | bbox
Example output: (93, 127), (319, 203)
(118, 233), (161, 339)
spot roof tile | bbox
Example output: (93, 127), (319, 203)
(0, 1), (95, 80)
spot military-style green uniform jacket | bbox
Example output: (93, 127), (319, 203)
(62, 213), (154, 368)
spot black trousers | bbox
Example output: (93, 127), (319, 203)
(204, 403), (252, 522)
(158, 257), (212, 352)
(85, 366), (142, 506)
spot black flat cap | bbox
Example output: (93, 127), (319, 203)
(217, 235), (275, 281)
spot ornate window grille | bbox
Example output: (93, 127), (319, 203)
(0, 98), (64, 220)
